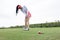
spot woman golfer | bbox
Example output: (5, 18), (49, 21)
(16, 5), (31, 30)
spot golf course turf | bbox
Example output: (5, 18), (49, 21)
(0, 27), (60, 40)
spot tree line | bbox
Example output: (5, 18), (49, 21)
(0, 21), (60, 29)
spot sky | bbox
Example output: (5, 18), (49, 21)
(0, 0), (60, 27)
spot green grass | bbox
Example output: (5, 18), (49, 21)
(0, 27), (60, 40)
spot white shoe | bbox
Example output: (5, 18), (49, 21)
(25, 27), (29, 31)
(23, 27), (29, 31)
(23, 27), (26, 30)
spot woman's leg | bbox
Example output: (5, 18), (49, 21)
(25, 16), (30, 30)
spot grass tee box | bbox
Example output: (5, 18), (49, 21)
(0, 27), (60, 40)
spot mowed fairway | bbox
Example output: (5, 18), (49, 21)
(0, 27), (60, 40)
